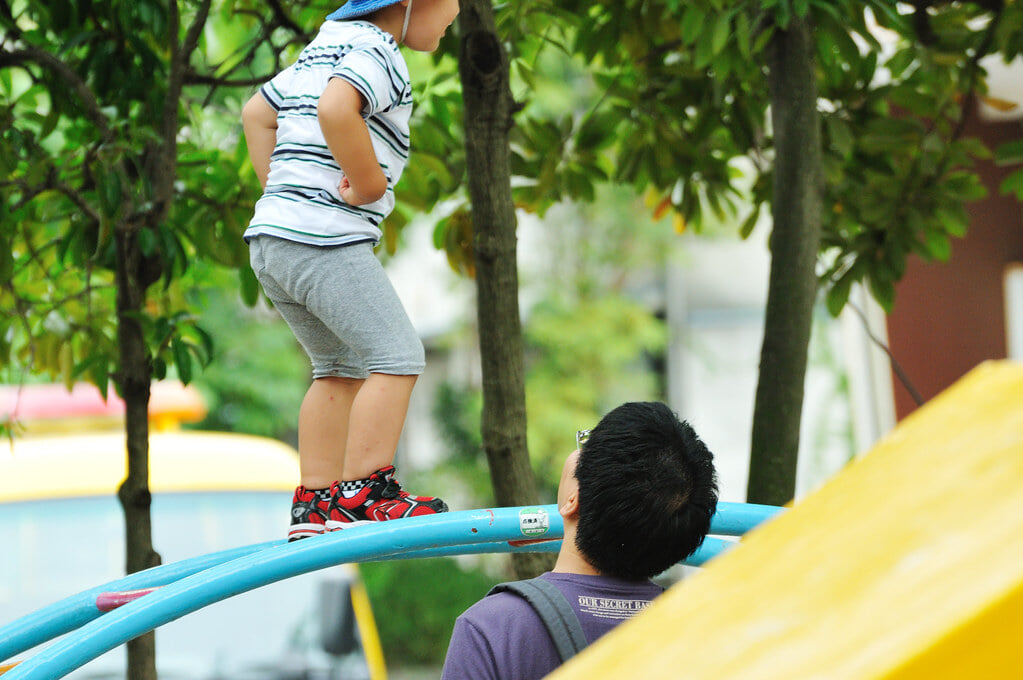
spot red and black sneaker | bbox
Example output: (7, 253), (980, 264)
(326, 465), (448, 529)
(288, 486), (332, 541)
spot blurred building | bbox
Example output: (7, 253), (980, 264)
(887, 55), (1023, 420)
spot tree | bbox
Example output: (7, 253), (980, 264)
(457, 0), (550, 578)
(2, 4), (215, 676)
(0, 2), (330, 676)
(747, 14), (823, 504)
(460, 0), (1023, 505)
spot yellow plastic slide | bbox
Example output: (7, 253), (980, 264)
(549, 360), (1023, 680)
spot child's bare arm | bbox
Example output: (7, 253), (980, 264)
(318, 78), (388, 206)
(242, 94), (278, 189)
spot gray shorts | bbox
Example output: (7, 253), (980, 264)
(249, 236), (425, 379)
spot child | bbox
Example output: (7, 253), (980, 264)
(242, 0), (459, 540)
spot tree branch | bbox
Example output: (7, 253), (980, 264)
(950, 5), (1004, 142)
(267, 0), (307, 37)
(148, 0), (213, 225)
(0, 0), (19, 35)
(0, 46), (112, 141)
(184, 72), (277, 88)
(180, 0), (213, 65)
(848, 300), (924, 406)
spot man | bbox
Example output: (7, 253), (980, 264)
(441, 401), (719, 680)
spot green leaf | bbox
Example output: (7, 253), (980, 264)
(826, 271), (853, 317)
(827, 259), (868, 317)
(711, 12), (732, 56)
(935, 207), (968, 237)
(868, 274), (895, 313)
(138, 227), (158, 257)
(810, 0), (846, 28)
(193, 325), (215, 365)
(97, 169), (122, 219)
(38, 107), (61, 140)
(564, 166), (595, 203)
(864, 0), (911, 32)
(884, 48), (916, 80)
(238, 265), (260, 307)
(694, 29), (716, 69)
(830, 22), (863, 67)
(173, 338), (193, 384)
(859, 117), (923, 153)
(0, 239), (12, 285)
(922, 230), (951, 261)
(888, 86), (938, 116)
(75, 356), (110, 399)
(824, 115), (854, 159)
(1000, 169), (1023, 200)
(735, 11), (752, 59)
(739, 204), (761, 239)
(775, 0), (793, 29)
(153, 356), (168, 381)
(753, 23), (775, 53)
(943, 171), (987, 202)
(575, 110), (618, 152)
(994, 140), (1023, 166)
(954, 136), (991, 162)
(680, 6), (707, 46)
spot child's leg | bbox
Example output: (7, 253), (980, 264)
(255, 239), (441, 521)
(298, 376), (364, 489)
(343, 372), (417, 479)
(328, 370), (446, 525)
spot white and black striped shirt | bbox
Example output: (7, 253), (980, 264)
(244, 20), (412, 246)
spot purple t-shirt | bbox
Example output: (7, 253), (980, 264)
(441, 572), (664, 680)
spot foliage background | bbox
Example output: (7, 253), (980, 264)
(4, 0), (1023, 670)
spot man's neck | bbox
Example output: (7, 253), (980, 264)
(551, 561), (600, 576)
(552, 541), (601, 576)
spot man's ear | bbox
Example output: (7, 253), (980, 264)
(559, 491), (579, 519)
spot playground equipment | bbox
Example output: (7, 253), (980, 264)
(547, 360), (1023, 680)
(0, 383), (384, 678)
(0, 380), (782, 678)
(0, 502), (779, 678)
(13, 361), (1019, 678)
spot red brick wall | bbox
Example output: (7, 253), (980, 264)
(886, 113), (1023, 420)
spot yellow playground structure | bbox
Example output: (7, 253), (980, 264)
(551, 360), (1023, 679)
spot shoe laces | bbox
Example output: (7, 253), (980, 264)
(371, 469), (409, 500)
(379, 478), (403, 499)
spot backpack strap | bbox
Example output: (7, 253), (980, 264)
(487, 577), (588, 662)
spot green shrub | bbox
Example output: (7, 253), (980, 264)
(360, 557), (503, 668)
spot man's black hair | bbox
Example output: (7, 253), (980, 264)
(574, 401), (719, 581)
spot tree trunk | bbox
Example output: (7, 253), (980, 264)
(115, 226), (161, 680)
(458, 0), (552, 579)
(747, 16), (823, 506)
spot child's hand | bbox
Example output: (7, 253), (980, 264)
(339, 176), (375, 206)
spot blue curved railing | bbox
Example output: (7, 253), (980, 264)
(0, 502), (780, 679)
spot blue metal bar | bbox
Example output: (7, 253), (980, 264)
(2, 502), (779, 677)
(680, 536), (734, 566)
(3, 509), (515, 678)
(371, 539), (563, 560)
(374, 535), (734, 566)
(708, 502), (780, 536)
(0, 540), (279, 663)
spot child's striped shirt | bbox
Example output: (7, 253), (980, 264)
(245, 20), (412, 246)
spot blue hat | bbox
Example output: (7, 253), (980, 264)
(326, 0), (403, 21)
